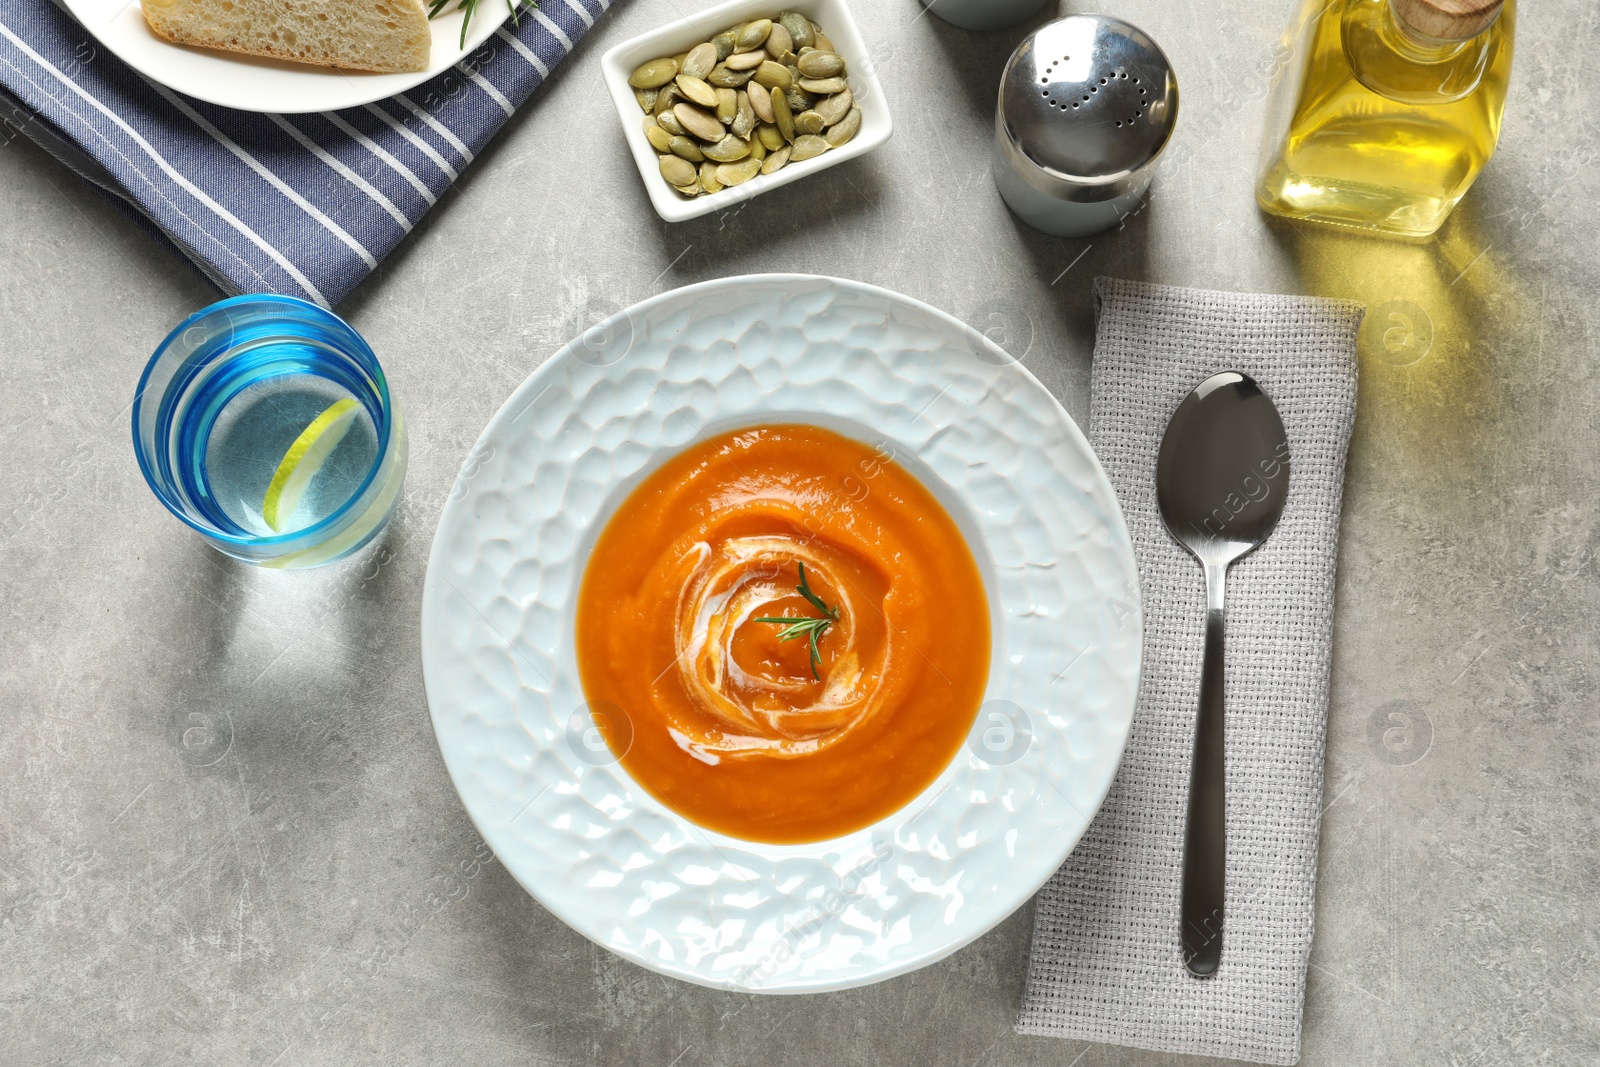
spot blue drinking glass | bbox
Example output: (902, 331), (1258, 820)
(133, 295), (407, 568)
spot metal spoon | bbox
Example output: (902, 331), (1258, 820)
(1155, 371), (1289, 977)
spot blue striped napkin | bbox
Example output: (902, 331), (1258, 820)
(0, 0), (614, 306)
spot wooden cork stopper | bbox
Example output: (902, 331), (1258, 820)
(1391, 0), (1506, 40)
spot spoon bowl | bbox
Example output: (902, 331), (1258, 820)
(1156, 371), (1289, 977)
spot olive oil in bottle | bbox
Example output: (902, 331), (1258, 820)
(1257, 0), (1515, 237)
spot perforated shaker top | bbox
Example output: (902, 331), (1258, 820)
(998, 15), (1179, 190)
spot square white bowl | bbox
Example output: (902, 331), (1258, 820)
(600, 0), (893, 223)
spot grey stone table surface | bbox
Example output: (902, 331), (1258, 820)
(2, 0), (1596, 1064)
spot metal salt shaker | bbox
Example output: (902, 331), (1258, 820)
(992, 15), (1179, 238)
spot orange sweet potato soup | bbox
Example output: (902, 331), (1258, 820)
(575, 423), (992, 844)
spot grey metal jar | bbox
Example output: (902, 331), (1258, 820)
(921, 0), (1050, 32)
(992, 15), (1179, 238)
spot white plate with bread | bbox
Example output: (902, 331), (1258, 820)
(63, 0), (516, 113)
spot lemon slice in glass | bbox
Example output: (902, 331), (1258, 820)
(262, 397), (360, 533)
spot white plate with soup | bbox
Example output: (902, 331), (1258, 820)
(420, 274), (1143, 992)
(60, 0), (516, 113)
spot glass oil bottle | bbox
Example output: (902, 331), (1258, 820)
(1257, 0), (1515, 237)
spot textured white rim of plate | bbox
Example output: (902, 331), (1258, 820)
(60, 0), (512, 113)
(420, 274), (1143, 993)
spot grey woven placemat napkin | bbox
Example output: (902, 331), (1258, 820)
(1016, 278), (1364, 1065)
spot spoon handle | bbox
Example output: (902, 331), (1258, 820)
(1182, 561), (1228, 977)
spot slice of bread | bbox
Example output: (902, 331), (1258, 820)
(142, 0), (432, 74)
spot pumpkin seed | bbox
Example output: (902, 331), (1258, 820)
(707, 64), (754, 88)
(798, 76), (847, 95)
(655, 108), (686, 136)
(668, 135), (706, 162)
(771, 87), (795, 142)
(752, 60), (792, 90)
(731, 90), (756, 138)
(747, 81), (775, 124)
(700, 161), (724, 193)
(790, 133), (828, 161)
(761, 145), (791, 174)
(660, 154), (698, 186)
(675, 74), (718, 108)
(682, 42), (718, 80)
(778, 11), (812, 49)
(813, 88), (852, 127)
(824, 105), (861, 147)
(640, 13), (860, 200)
(629, 57), (678, 89)
(717, 158), (762, 186)
(703, 134), (752, 162)
(736, 19), (772, 50)
(797, 50), (843, 78)
(766, 22), (793, 59)
(674, 102), (725, 141)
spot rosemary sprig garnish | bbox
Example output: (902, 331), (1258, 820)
(753, 562), (840, 682)
(428, 0), (535, 49)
